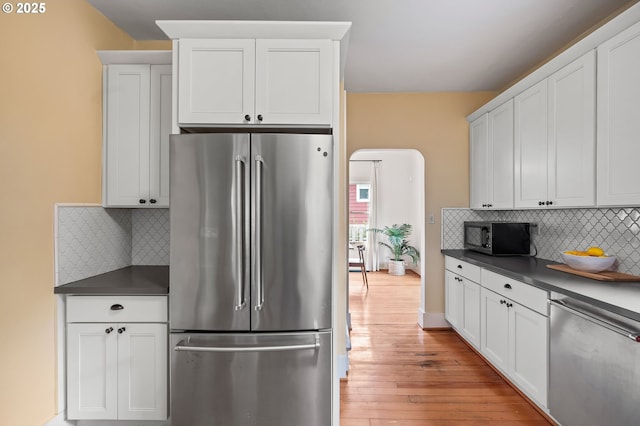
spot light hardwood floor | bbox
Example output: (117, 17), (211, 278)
(340, 271), (552, 426)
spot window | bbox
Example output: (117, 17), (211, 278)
(356, 184), (370, 202)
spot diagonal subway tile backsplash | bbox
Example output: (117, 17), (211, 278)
(442, 208), (640, 276)
(55, 206), (170, 285)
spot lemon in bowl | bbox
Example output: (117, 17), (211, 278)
(561, 248), (616, 273)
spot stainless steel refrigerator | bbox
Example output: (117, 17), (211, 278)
(169, 133), (333, 426)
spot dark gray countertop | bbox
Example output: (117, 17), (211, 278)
(442, 250), (640, 322)
(54, 266), (169, 295)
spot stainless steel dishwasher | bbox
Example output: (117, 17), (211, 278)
(549, 293), (640, 426)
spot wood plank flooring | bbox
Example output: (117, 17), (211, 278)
(340, 271), (552, 426)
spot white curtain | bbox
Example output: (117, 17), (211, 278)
(366, 162), (380, 271)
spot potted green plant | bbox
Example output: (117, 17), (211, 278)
(369, 223), (420, 275)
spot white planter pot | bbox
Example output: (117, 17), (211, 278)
(388, 259), (406, 276)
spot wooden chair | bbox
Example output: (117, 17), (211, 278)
(349, 244), (368, 289)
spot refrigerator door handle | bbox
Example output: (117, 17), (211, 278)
(234, 155), (246, 311)
(254, 154), (265, 311)
(174, 335), (320, 353)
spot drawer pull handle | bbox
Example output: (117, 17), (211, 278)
(118, 327), (126, 334)
(105, 327), (114, 334)
(110, 304), (124, 311)
(504, 284), (512, 289)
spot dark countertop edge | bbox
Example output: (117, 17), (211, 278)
(442, 249), (640, 322)
(54, 265), (169, 295)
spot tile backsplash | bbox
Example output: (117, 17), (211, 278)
(442, 207), (640, 276)
(55, 206), (170, 285)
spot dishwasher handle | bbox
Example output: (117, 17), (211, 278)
(550, 299), (640, 343)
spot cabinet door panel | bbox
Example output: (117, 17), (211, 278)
(461, 279), (481, 349)
(509, 304), (548, 407)
(67, 324), (118, 420)
(480, 288), (509, 372)
(105, 65), (151, 206)
(469, 114), (489, 209)
(178, 39), (255, 124)
(149, 65), (172, 207)
(548, 51), (595, 207)
(514, 80), (548, 208)
(488, 100), (514, 209)
(445, 271), (462, 329)
(597, 21), (640, 206)
(255, 39), (332, 125)
(117, 323), (168, 420)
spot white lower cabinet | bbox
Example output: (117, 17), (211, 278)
(444, 257), (481, 349)
(480, 287), (548, 408)
(445, 257), (549, 410)
(66, 296), (168, 421)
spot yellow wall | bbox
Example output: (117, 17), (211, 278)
(0, 1), (164, 424)
(346, 92), (496, 316)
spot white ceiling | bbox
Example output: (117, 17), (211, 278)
(86, 0), (636, 92)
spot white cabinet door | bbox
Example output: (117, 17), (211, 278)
(149, 65), (172, 207)
(597, 20), (640, 206)
(469, 114), (489, 209)
(105, 65), (151, 207)
(117, 323), (168, 420)
(508, 303), (548, 407)
(488, 99), (514, 209)
(548, 51), (596, 207)
(67, 323), (118, 420)
(444, 270), (462, 329)
(460, 278), (481, 349)
(480, 288), (509, 372)
(178, 39), (255, 125)
(514, 80), (548, 208)
(255, 39), (333, 126)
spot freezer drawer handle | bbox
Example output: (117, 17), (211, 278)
(550, 299), (640, 343)
(254, 155), (265, 311)
(174, 335), (320, 353)
(234, 155), (246, 311)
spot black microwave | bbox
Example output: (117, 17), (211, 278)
(463, 221), (535, 256)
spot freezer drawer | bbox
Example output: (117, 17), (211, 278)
(171, 331), (331, 426)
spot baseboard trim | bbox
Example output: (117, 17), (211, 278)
(337, 353), (349, 379)
(418, 310), (450, 329)
(45, 413), (74, 426)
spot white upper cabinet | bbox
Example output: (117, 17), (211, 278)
(469, 114), (489, 209)
(514, 52), (595, 208)
(470, 100), (514, 210)
(597, 20), (640, 206)
(548, 51), (596, 207)
(178, 39), (255, 125)
(103, 63), (172, 208)
(514, 80), (549, 208)
(178, 38), (333, 126)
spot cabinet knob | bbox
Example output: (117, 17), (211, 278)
(110, 304), (124, 311)
(487, 204), (492, 207)
(118, 327), (126, 334)
(482, 204), (486, 207)
(149, 199), (157, 204)
(139, 199), (147, 204)
(244, 114), (251, 122)
(500, 300), (506, 305)
(257, 114), (263, 122)
(457, 265), (462, 269)
(546, 200), (553, 205)
(504, 283), (512, 289)
(538, 201), (544, 206)
(507, 303), (513, 308)
(105, 327), (114, 334)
